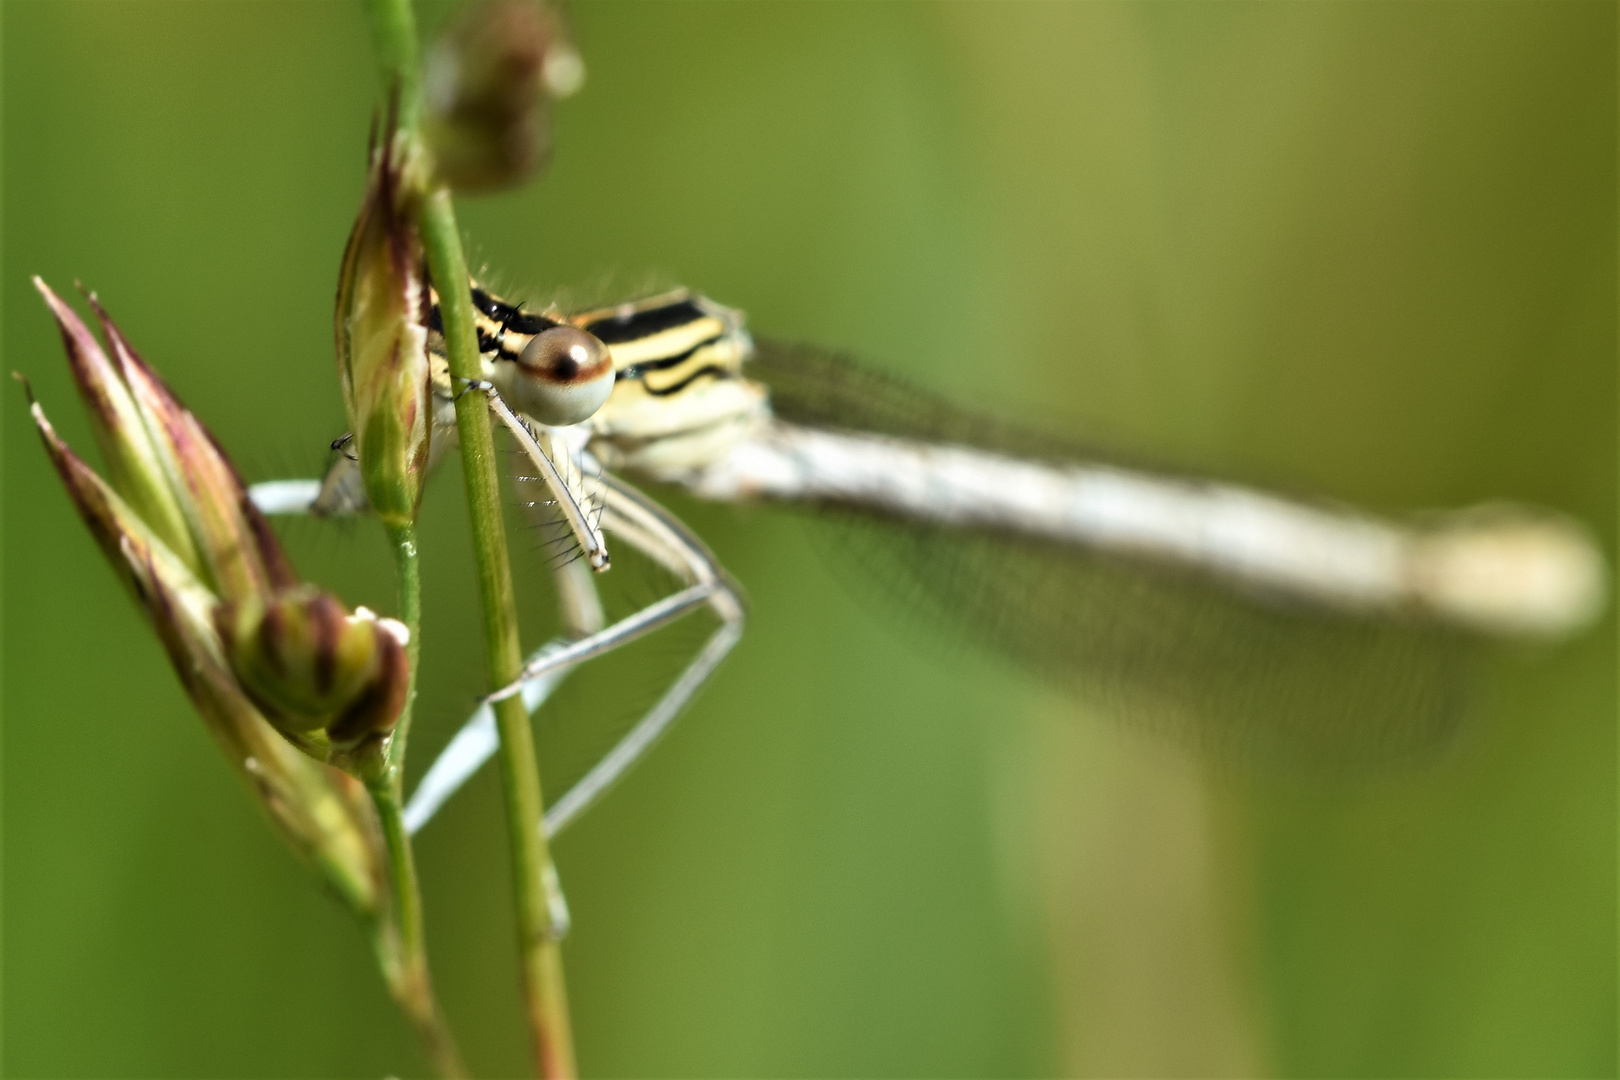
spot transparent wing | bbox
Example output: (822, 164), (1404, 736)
(748, 339), (1478, 770)
(749, 339), (1117, 462)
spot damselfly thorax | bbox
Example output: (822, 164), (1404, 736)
(430, 283), (769, 480)
(253, 278), (1608, 839)
(306, 282), (769, 574)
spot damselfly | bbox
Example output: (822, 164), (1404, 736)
(250, 280), (1608, 838)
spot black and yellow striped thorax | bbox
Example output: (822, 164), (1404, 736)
(427, 281), (754, 399)
(427, 279), (769, 477)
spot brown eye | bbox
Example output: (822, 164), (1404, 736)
(511, 326), (615, 425)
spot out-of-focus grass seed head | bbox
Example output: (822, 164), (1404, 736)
(422, 0), (584, 193)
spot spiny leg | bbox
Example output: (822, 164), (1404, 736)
(460, 376), (610, 572)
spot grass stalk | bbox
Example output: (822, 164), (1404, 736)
(385, 520), (423, 773)
(367, 775), (468, 1078)
(360, 0), (578, 1072)
(346, 519), (465, 1077)
(419, 188), (578, 1079)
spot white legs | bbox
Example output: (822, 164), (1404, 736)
(401, 636), (577, 835)
(538, 474), (745, 836)
(401, 472), (744, 838)
(247, 421), (744, 838)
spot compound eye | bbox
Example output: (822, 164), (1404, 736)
(512, 326), (615, 425)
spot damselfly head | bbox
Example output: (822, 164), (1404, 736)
(507, 325), (614, 426)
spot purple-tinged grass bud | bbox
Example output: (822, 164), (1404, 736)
(25, 392), (384, 916)
(217, 586), (411, 753)
(335, 131), (433, 528)
(27, 390), (222, 648)
(422, 0), (583, 193)
(27, 283), (411, 768)
(33, 278), (203, 577)
(33, 278), (296, 605)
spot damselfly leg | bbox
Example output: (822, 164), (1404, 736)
(463, 377), (610, 572)
(531, 473), (743, 836)
(399, 472), (742, 836)
(251, 456), (746, 839)
(400, 556), (606, 835)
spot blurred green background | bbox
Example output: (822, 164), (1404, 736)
(3, 2), (1614, 1076)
